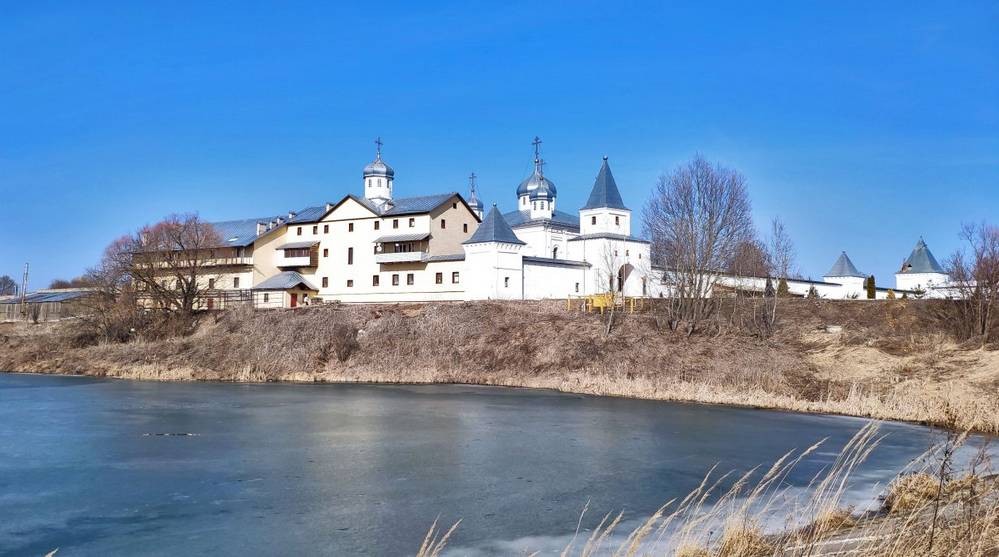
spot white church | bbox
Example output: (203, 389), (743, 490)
(196, 139), (954, 307)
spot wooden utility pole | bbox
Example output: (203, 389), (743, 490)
(19, 263), (28, 320)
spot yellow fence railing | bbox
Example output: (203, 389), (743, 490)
(565, 293), (647, 314)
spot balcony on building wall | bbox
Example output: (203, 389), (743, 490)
(136, 248), (253, 269)
(373, 233), (429, 264)
(276, 241), (319, 268)
(205, 255), (254, 266)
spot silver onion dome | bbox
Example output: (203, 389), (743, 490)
(467, 172), (484, 211)
(467, 189), (483, 210)
(363, 154), (394, 178)
(517, 160), (556, 198)
(364, 137), (394, 178)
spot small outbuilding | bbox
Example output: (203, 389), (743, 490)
(251, 271), (319, 309)
(0, 289), (94, 322)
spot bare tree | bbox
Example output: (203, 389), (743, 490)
(126, 213), (224, 315)
(644, 155), (755, 335)
(944, 222), (999, 347)
(596, 242), (622, 335)
(49, 276), (97, 289)
(756, 217), (796, 337)
(76, 235), (144, 342)
(0, 275), (16, 296)
(728, 239), (769, 278)
(766, 217), (795, 281)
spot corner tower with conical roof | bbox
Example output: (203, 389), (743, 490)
(579, 156), (630, 236)
(363, 137), (394, 210)
(822, 251), (867, 298)
(462, 204), (526, 300)
(895, 238), (950, 293)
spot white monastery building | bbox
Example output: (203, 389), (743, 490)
(192, 139), (956, 307)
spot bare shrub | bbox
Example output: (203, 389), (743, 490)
(935, 222), (999, 347)
(317, 323), (359, 364)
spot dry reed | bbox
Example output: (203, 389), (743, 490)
(415, 423), (998, 556)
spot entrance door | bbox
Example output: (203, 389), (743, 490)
(290, 293), (298, 308)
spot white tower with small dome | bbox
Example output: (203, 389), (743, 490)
(363, 137), (394, 210)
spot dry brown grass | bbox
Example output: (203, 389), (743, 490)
(884, 472), (943, 512)
(2, 299), (999, 433)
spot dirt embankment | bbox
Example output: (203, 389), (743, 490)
(2, 299), (998, 432)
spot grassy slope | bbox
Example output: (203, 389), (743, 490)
(2, 299), (998, 432)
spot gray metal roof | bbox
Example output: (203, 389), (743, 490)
(825, 252), (865, 278)
(567, 232), (649, 244)
(463, 205), (526, 245)
(374, 232), (430, 243)
(287, 206), (328, 224)
(523, 256), (591, 268)
(581, 157), (628, 210)
(899, 239), (945, 274)
(0, 290), (91, 304)
(425, 253), (466, 262)
(276, 241), (318, 250)
(276, 191), (469, 229)
(252, 271), (318, 291)
(211, 217), (280, 247)
(503, 209), (580, 230)
(382, 193), (457, 216)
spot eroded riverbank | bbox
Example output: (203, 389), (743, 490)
(2, 300), (998, 433)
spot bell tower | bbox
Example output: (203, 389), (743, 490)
(363, 137), (394, 209)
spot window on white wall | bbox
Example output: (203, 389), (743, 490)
(504, 277), (510, 288)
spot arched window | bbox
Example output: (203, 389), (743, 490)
(552, 246), (558, 259)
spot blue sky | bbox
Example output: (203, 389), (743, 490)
(1, 1), (996, 288)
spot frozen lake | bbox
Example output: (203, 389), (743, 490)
(0, 374), (953, 556)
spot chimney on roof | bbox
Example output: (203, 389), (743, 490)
(287, 211), (296, 220)
(325, 202), (334, 212)
(256, 222), (266, 235)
